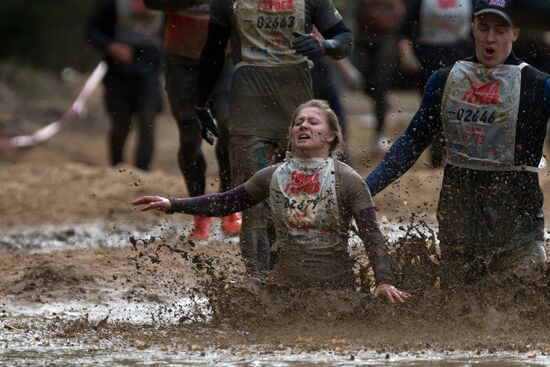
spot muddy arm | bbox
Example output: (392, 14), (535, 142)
(365, 70), (446, 196)
(169, 186), (259, 217)
(195, 21), (230, 107)
(319, 21), (353, 60)
(354, 207), (394, 286)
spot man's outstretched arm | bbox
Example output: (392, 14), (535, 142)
(366, 71), (445, 196)
(195, 21), (230, 108)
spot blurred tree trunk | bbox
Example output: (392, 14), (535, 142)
(510, 0), (550, 30)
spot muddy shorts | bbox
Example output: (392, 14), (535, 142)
(230, 135), (286, 189)
(228, 63), (313, 139)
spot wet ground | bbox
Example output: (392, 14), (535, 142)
(3, 215), (550, 366)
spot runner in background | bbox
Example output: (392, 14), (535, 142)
(310, 33), (363, 161)
(355, 0), (405, 154)
(85, 0), (163, 170)
(192, 0), (354, 274)
(144, 0), (241, 240)
(397, 0), (473, 167)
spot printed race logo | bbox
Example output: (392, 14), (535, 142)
(437, 0), (458, 9)
(284, 171), (321, 195)
(257, 0), (294, 12)
(131, 0), (147, 11)
(462, 126), (485, 144)
(462, 80), (500, 105)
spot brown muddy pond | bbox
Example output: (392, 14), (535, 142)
(2, 222), (550, 366)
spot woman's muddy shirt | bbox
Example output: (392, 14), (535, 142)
(244, 159), (375, 287)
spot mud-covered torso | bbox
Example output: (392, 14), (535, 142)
(442, 61), (526, 171)
(270, 158), (341, 251)
(209, 0), (342, 139)
(244, 159), (374, 288)
(236, 0), (307, 67)
(210, 0), (342, 67)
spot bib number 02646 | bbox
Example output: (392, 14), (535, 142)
(455, 108), (496, 124)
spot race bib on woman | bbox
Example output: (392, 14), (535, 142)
(270, 158), (340, 249)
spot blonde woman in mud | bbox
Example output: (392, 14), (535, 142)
(133, 100), (411, 303)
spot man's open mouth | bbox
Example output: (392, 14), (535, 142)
(485, 47), (496, 56)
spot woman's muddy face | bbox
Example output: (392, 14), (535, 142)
(291, 107), (335, 158)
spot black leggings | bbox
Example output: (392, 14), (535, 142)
(172, 103), (231, 197)
(104, 73), (161, 170)
(165, 56), (233, 197)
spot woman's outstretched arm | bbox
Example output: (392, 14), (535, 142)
(133, 185), (260, 217)
(133, 166), (275, 216)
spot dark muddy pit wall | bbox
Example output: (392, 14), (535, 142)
(510, 0), (550, 30)
(0, 1), (98, 72)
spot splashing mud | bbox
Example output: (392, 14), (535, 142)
(3, 209), (550, 365)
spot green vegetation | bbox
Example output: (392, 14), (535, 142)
(0, 0), (99, 72)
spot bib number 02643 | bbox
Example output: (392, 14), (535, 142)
(257, 15), (295, 29)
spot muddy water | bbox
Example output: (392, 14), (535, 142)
(0, 221), (236, 253)
(2, 221), (550, 365)
(3, 317), (550, 367)
(2, 311), (550, 366)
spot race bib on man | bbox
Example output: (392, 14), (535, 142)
(442, 61), (526, 170)
(236, 0), (307, 66)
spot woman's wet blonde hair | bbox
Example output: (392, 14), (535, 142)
(287, 99), (344, 157)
